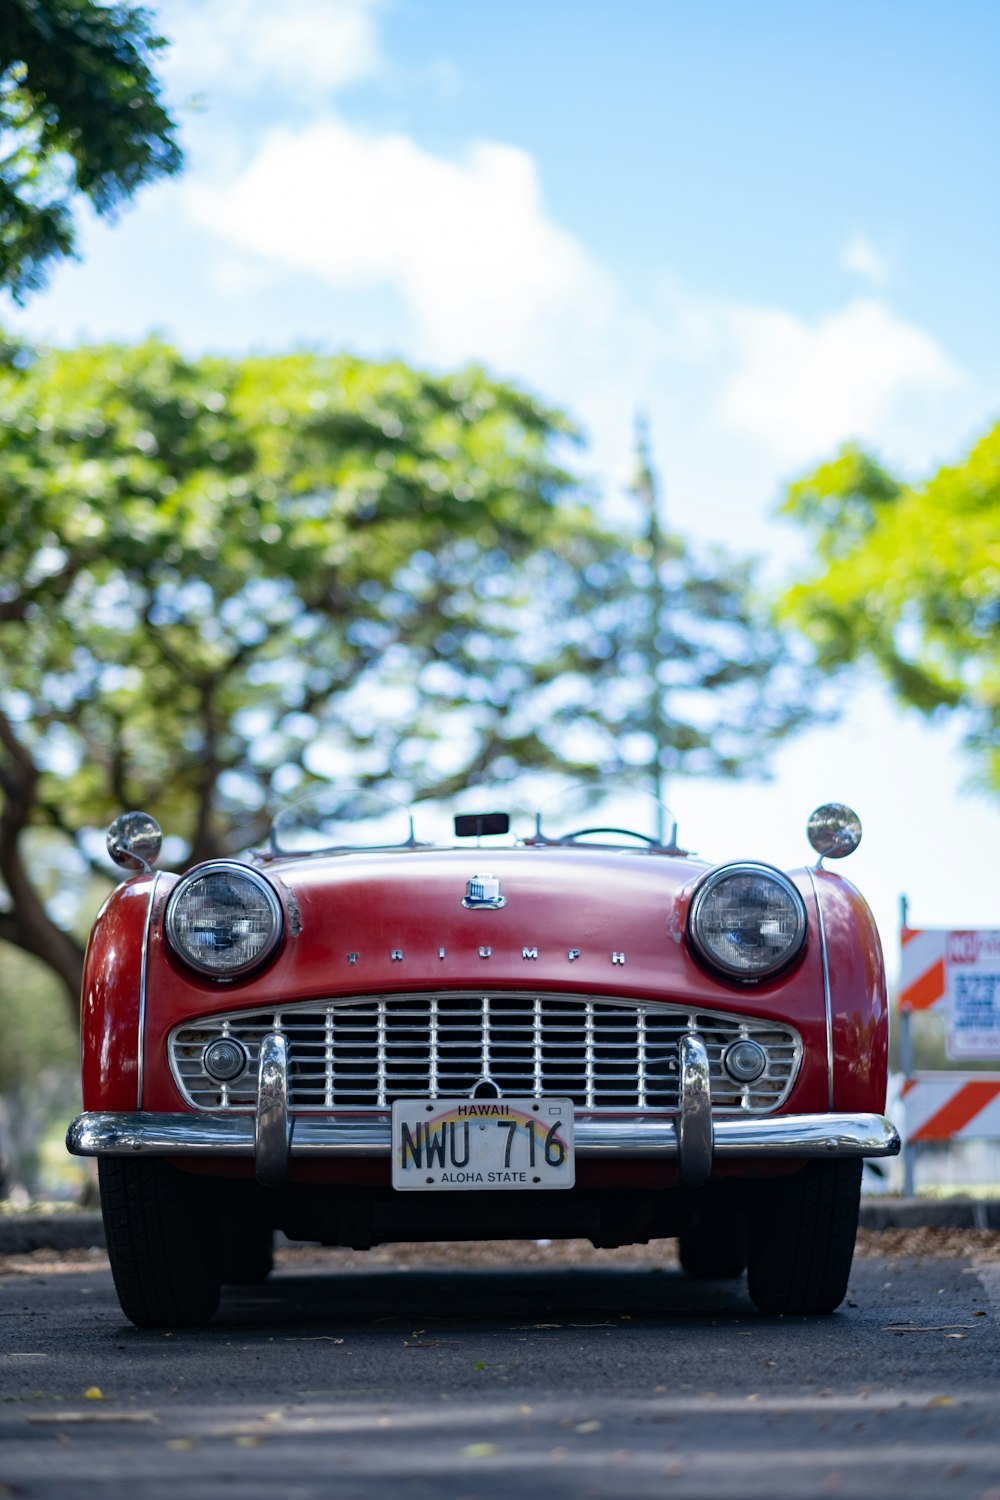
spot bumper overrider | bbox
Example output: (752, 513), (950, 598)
(68, 1031), (900, 1188)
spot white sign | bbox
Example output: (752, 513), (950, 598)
(946, 930), (1000, 1061)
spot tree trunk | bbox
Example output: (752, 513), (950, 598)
(0, 710), (87, 1025)
(0, 887), (86, 1025)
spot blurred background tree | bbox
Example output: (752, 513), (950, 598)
(0, 0), (181, 300)
(779, 423), (1000, 794)
(0, 335), (813, 1022)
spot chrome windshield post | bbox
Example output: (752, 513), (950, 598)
(678, 1032), (713, 1185)
(256, 1032), (290, 1186)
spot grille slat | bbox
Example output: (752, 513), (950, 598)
(169, 992), (802, 1115)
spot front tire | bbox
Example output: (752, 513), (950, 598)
(747, 1159), (862, 1315)
(99, 1158), (222, 1327)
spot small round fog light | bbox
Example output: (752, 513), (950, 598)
(203, 1037), (249, 1083)
(723, 1039), (767, 1084)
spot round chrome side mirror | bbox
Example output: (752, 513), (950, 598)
(107, 811), (163, 873)
(807, 803), (862, 863)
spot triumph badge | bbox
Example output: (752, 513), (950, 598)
(463, 873), (506, 910)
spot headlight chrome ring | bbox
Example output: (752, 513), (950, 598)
(688, 862), (807, 982)
(165, 862), (284, 979)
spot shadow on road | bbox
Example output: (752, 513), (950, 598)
(216, 1264), (757, 1331)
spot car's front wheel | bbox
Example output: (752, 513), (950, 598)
(99, 1157), (222, 1327)
(746, 1158), (862, 1315)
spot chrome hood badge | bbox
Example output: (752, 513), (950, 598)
(463, 873), (506, 910)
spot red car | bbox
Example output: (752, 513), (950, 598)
(68, 786), (898, 1326)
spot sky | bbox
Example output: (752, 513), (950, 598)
(5, 0), (1000, 970)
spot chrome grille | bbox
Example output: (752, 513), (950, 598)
(169, 992), (802, 1115)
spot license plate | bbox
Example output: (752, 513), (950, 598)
(391, 1097), (575, 1191)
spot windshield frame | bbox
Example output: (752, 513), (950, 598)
(266, 780), (681, 858)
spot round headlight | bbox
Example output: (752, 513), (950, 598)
(165, 863), (283, 978)
(689, 863), (807, 980)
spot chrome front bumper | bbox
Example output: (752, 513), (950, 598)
(68, 1031), (900, 1188)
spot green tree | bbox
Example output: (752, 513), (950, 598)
(779, 424), (1000, 790)
(0, 336), (812, 1017)
(0, 0), (180, 300)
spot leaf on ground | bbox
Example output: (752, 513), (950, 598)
(83, 1387), (103, 1400)
(281, 1336), (344, 1343)
(461, 1443), (499, 1458)
(926, 1396), (957, 1408)
(29, 1412), (156, 1425)
(887, 1325), (975, 1333)
(574, 1421), (602, 1434)
(164, 1438), (196, 1451)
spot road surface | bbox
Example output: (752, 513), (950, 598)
(2, 1230), (999, 1499)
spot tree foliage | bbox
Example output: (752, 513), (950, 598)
(779, 424), (1000, 791)
(0, 336), (812, 1013)
(0, 0), (180, 300)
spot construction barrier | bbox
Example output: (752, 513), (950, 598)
(902, 1073), (1000, 1143)
(899, 926), (947, 1013)
(898, 921), (1000, 1190)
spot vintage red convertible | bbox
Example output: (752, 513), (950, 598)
(67, 785), (898, 1326)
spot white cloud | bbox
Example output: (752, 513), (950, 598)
(841, 231), (889, 285)
(182, 106), (971, 523)
(208, 256), (278, 297)
(187, 118), (619, 379)
(158, 0), (382, 100)
(188, 114), (962, 473)
(717, 298), (960, 467)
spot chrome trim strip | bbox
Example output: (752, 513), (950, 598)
(255, 1032), (290, 1186)
(136, 871), (160, 1110)
(806, 868), (835, 1111)
(67, 1110), (900, 1161)
(678, 1033), (713, 1184)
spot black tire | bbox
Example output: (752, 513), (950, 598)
(678, 1202), (747, 1279)
(99, 1157), (222, 1328)
(747, 1158), (862, 1315)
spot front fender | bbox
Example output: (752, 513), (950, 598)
(809, 869), (888, 1113)
(81, 873), (159, 1111)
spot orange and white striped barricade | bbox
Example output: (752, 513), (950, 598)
(898, 922), (1000, 1192)
(901, 1073), (1000, 1144)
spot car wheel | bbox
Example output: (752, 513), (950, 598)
(746, 1159), (862, 1315)
(678, 1202), (747, 1279)
(99, 1157), (222, 1327)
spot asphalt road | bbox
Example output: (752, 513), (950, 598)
(2, 1232), (999, 1500)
